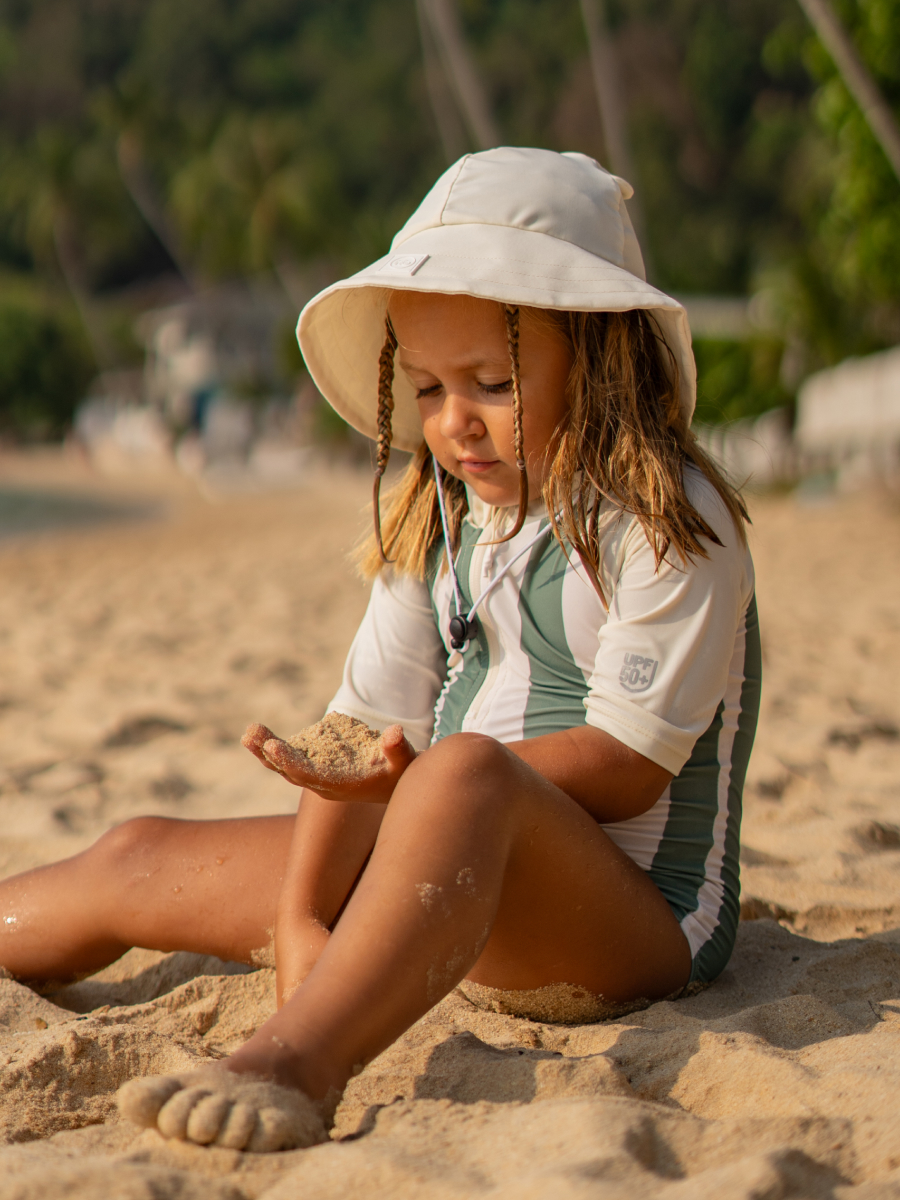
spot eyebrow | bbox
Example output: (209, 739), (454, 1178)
(397, 356), (510, 372)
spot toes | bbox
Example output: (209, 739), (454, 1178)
(157, 1085), (212, 1140)
(247, 1105), (294, 1153)
(215, 1101), (258, 1151)
(117, 1076), (183, 1128)
(117, 1069), (329, 1154)
(186, 1092), (233, 1145)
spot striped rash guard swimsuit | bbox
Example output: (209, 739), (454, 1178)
(328, 466), (761, 984)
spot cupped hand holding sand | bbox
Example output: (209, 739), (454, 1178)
(241, 711), (416, 802)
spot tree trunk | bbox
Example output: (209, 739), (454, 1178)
(117, 132), (197, 288)
(415, 0), (469, 163)
(52, 209), (117, 372)
(797, 0), (900, 183)
(579, 0), (653, 278)
(420, 0), (500, 151)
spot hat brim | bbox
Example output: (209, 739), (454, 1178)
(298, 223), (696, 454)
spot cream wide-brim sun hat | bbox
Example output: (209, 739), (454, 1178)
(297, 147), (695, 453)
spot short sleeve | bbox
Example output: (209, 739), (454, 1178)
(584, 475), (754, 775)
(327, 570), (447, 752)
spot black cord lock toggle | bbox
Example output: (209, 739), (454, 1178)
(449, 614), (477, 650)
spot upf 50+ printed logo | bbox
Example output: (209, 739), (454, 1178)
(619, 652), (659, 693)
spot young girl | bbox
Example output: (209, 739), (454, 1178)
(0, 147), (759, 1153)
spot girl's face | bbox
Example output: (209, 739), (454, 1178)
(389, 292), (572, 508)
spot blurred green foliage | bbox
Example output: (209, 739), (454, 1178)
(0, 0), (896, 436)
(0, 284), (94, 439)
(760, 0), (900, 366)
(693, 337), (793, 426)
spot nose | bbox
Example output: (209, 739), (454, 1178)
(438, 390), (485, 442)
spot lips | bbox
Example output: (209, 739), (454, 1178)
(457, 458), (500, 472)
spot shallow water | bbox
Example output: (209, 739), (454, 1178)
(0, 487), (158, 540)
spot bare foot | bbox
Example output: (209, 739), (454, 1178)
(116, 1066), (328, 1152)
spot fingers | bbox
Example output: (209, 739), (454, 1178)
(262, 737), (314, 785)
(243, 725), (315, 787)
(241, 724), (285, 775)
(381, 724), (416, 770)
(244, 719), (413, 798)
(241, 722), (276, 750)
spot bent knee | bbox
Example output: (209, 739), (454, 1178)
(403, 733), (519, 808)
(89, 816), (181, 873)
(423, 732), (512, 774)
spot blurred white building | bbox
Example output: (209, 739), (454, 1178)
(137, 283), (291, 427)
(75, 283), (312, 484)
(693, 408), (794, 490)
(796, 346), (900, 486)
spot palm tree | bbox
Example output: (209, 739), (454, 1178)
(95, 82), (199, 290)
(417, 0), (500, 152)
(168, 110), (329, 303)
(3, 126), (133, 371)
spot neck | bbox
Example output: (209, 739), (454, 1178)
(465, 485), (546, 531)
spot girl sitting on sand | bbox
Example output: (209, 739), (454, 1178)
(0, 148), (759, 1153)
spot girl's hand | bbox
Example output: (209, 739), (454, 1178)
(240, 722), (416, 804)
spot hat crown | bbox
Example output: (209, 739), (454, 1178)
(392, 147), (646, 282)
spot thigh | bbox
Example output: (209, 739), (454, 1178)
(100, 815), (296, 963)
(465, 753), (690, 1002)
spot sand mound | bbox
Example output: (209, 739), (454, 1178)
(1, 915), (895, 1196)
(46, 949), (253, 1015)
(1, 460), (899, 1197)
(0, 1161), (244, 1200)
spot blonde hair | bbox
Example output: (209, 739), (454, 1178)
(359, 304), (748, 601)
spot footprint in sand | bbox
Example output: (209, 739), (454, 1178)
(117, 1068), (328, 1153)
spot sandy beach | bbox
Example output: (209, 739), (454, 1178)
(0, 449), (899, 1199)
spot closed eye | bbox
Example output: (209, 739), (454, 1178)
(414, 379), (511, 399)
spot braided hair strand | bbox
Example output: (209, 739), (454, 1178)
(373, 319), (398, 562)
(496, 303), (529, 543)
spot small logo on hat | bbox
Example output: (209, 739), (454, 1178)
(379, 253), (430, 276)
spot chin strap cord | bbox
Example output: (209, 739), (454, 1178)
(433, 457), (467, 637)
(433, 455), (557, 651)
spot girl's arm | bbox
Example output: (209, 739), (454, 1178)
(248, 719), (666, 824)
(245, 569), (445, 1003)
(242, 721), (418, 1005)
(506, 726), (672, 823)
(249, 717), (663, 1002)
(273, 788), (386, 1005)
(522, 476), (753, 824)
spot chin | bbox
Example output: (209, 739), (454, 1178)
(467, 482), (519, 508)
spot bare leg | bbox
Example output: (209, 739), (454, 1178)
(275, 793), (384, 1004)
(5, 735), (690, 1152)
(0, 805), (384, 1153)
(226, 733), (690, 1103)
(0, 781), (385, 988)
(0, 816), (296, 982)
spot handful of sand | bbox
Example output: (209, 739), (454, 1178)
(281, 711), (384, 782)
